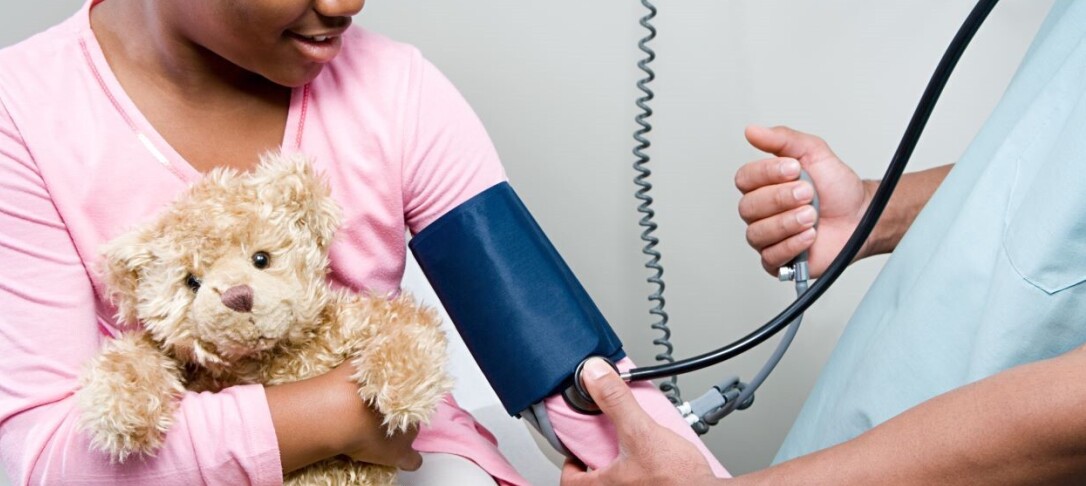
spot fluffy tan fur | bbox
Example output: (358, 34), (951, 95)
(76, 153), (452, 485)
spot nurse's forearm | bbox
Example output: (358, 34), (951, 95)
(859, 164), (952, 258)
(739, 344), (1086, 485)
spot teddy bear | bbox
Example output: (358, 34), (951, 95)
(76, 153), (453, 485)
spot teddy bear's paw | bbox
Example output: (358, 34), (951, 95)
(344, 299), (454, 435)
(76, 334), (185, 462)
(352, 360), (454, 435)
(80, 412), (171, 463)
(77, 379), (183, 462)
(381, 408), (428, 436)
(356, 382), (444, 435)
(77, 376), (180, 463)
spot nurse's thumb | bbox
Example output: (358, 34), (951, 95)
(745, 124), (826, 160)
(581, 358), (654, 437)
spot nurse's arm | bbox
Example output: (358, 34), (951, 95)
(860, 163), (952, 258)
(738, 344), (1086, 484)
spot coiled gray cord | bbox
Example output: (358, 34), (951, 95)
(631, 0), (682, 405)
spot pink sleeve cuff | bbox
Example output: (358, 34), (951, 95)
(10, 384), (283, 485)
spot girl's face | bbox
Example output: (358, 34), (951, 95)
(170, 0), (366, 87)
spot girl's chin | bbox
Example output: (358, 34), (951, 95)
(265, 64), (326, 88)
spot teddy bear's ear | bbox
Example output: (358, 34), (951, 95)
(253, 152), (342, 250)
(99, 228), (154, 325)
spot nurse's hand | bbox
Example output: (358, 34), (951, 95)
(736, 125), (875, 278)
(559, 358), (722, 486)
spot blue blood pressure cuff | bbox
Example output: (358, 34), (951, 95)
(409, 182), (625, 416)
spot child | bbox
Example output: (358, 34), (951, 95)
(0, 1), (726, 484)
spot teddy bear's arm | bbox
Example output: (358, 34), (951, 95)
(76, 330), (185, 463)
(338, 293), (453, 435)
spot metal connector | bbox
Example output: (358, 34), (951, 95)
(779, 265), (796, 281)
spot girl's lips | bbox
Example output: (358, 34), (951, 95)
(285, 31), (343, 64)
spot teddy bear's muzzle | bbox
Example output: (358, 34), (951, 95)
(221, 285), (254, 313)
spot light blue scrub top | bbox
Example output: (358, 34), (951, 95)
(777, 0), (1086, 463)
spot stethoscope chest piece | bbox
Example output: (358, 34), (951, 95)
(562, 357), (621, 415)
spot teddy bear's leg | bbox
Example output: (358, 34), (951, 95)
(284, 458), (396, 486)
(76, 330), (185, 463)
(346, 294), (453, 435)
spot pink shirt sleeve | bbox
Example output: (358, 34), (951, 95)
(400, 55), (507, 233)
(395, 55), (728, 477)
(0, 98), (282, 485)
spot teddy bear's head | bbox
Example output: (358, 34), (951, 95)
(101, 153), (342, 366)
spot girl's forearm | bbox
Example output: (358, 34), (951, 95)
(266, 364), (392, 473)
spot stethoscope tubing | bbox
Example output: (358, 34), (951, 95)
(623, 0), (1001, 384)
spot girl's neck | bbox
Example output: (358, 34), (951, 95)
(89, 0), (284, 107)
(86, 0), (293, 173)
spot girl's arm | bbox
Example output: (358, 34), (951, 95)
(399, 52), (728, 478)
(0, 98), (408, 485)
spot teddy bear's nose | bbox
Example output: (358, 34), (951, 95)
(221, 285), (254, 313)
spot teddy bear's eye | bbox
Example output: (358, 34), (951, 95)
(185, 274), (202, 293)
(252, 251), (271, 270)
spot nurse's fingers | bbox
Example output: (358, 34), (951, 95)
(737, 179), (815, 224)
(735, 157), (802, 194)
(759, 228), (817, 273)
(560, 459), (598, 486)
(580, 358), (654, 439)
(745, 205), (818, 250)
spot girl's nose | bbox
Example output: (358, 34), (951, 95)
(315, 0), (365, 19)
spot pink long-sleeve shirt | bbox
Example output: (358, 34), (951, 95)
(0, 1), (728, 484)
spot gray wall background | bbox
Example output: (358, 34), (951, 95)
(0, 0), (1055, 481)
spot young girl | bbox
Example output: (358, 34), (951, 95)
(0, 1), (726, 484)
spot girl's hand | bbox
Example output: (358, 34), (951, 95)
(342, 425), (422, 470)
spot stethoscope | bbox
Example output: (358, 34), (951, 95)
(564, 0), (1001, 419)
